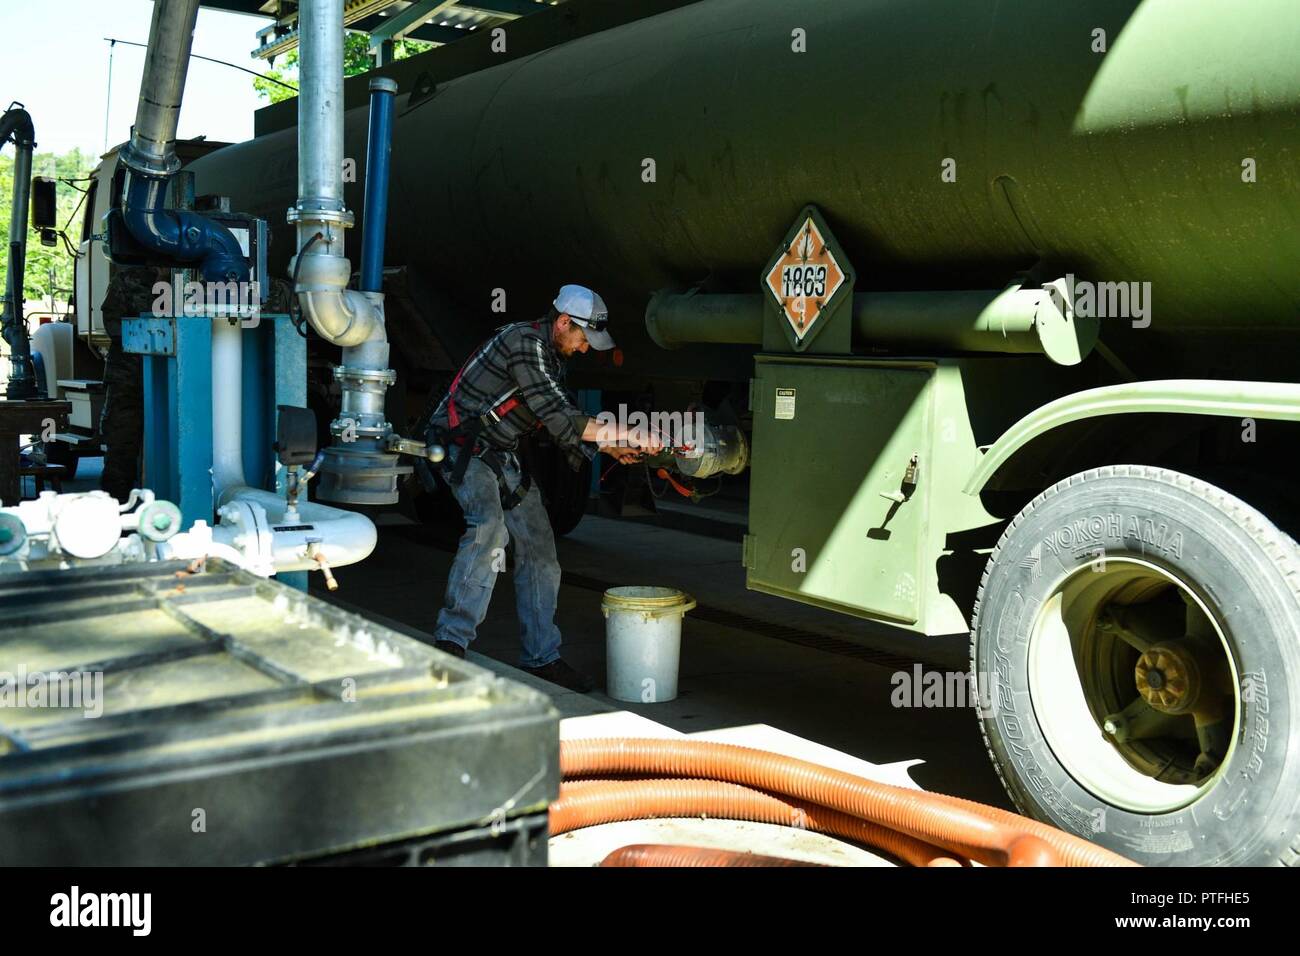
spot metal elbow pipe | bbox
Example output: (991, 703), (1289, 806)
(213, 489), (378, 574)
(292, 248), (385, 347)
(289, 0), (421, 506)
(0, 106), (34, 149)
(121, 174), (249, 282)
(297, 289), (385, 348)
(117, 0), (248, 282)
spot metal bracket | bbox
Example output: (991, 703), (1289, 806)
(121, 316), (176, 356)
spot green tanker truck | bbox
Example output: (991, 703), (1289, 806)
(180, 0), (1300, 866)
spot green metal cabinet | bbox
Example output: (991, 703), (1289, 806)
(745, 355), (1025, 636)
(746, 356), (934, 625)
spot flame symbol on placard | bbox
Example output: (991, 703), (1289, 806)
(765, 217), (845, 341)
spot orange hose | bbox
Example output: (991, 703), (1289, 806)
(559, 738), (1137, 867)
(551, 778), (966, 867)
(601, 844), (827, 867)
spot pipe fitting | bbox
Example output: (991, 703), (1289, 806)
(295, 286), (385, 348)
(122, 174), (250, 283)
(116, 0), (249, 283)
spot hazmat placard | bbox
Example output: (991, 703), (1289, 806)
(764, 217), (846, 341)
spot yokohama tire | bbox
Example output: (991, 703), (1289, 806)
(971, 465), (1300, 866)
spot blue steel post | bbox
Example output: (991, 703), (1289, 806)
(360, 77), (398, 293)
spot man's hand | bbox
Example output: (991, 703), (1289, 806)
(581, 416), (666, 454)
(601, 445), (644, 464)
(625, 425), (665, 454)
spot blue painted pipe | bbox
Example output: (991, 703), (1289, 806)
(122, 172), (250, 283)
(360, 77), (398, 293)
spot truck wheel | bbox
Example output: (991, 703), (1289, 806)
(970, 465), (1300, 866)
(521, 440), (591, 538)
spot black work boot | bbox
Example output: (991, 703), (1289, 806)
(523, 658), (594, 694)
(434, 639), (466, 660)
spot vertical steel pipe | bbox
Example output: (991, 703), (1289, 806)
(1, 106), (37, 398)
(124, 0), (200, 177)
(296, 0), (346, 217)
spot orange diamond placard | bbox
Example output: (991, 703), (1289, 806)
(764, 217), (845, 341)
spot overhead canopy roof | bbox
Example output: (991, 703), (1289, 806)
(199, 0), (560, 61)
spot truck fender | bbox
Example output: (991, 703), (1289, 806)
(964, 379), (1300, 495)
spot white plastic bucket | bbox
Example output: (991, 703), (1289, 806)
(602, 586), (696, 703)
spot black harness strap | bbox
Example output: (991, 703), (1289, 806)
(478, 447), (532, 512)
(434, 425), (533, 512)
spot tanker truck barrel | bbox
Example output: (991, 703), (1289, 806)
(185, 0), (1300, 363)
(363, 0), (1300, 338)
(646, 284), (1100, 366)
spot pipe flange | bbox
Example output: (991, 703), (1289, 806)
(333, 366), (397, 385)
(330, 421), (392, 438)
(118, 143), (182, 179)
(0, 513), (27, 557)
(286, 205), (355, 229)
(138, 499), (183, 543)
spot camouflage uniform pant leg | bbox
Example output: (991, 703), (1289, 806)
(99, 336), (144, 502)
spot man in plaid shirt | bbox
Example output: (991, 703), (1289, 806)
(425, 284), (660, 692)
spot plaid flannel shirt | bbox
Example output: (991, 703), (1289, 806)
(431, 320), (593, 470)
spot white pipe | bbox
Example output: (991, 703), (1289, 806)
(215, 489), (377, 572)
(211, 315), (376, 576)
(211, 319), (246, 502)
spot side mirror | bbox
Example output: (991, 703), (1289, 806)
(30, 176), (57, 229)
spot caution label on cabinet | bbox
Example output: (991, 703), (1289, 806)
(774, 388), (796, 420)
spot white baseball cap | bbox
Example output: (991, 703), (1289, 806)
(553, 284), (615, 350)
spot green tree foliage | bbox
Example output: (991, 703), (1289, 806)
(0, 147), (96, 312)
(254, 32), (432, 104)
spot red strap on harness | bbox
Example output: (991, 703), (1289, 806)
(446, 364), (468, 429)
(447, 320), (549, 434)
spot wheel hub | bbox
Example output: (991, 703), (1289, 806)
(1135, 644), (1201, 715)
(1028, 558), (1240, 813)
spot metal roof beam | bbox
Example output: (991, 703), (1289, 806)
(404, 23), (476, 44)
(252, 0), (406, 59)
(368, 0), (461, 48)
(454, 0), (549, 17)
